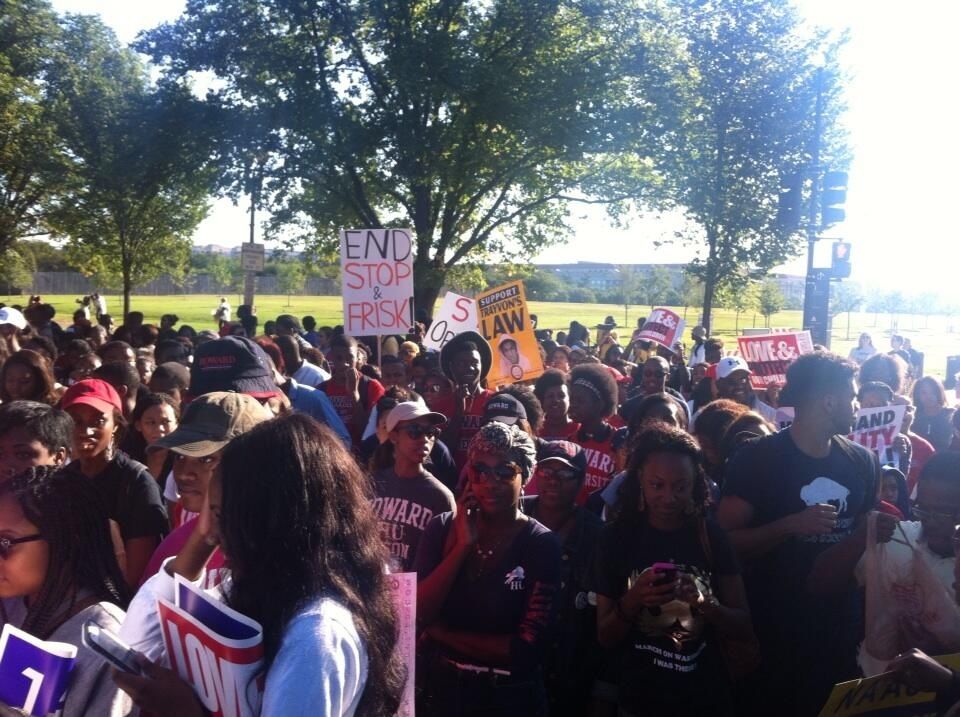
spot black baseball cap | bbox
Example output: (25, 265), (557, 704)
(537, 440), (587, 477)
(189, 336), (279, 399)
(482, 393), (527, 426)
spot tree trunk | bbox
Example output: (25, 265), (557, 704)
(701, 279), (715, 336)
(413, 255), (446, 321)
(123, 275), (132, 319)
(846, 311), (852, 340)
(735, 310), (740, 332)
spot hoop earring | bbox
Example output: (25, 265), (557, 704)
(519, 483), (526, 514)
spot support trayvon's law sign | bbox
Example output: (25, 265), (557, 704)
(477, 280), (543, 387)
(339, 229), (414, 335)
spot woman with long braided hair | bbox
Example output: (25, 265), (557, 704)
(0, 465), (132, 715)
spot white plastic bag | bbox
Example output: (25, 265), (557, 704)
(861, 512), (960, 675)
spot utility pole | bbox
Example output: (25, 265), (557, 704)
(801, 67), (831, 347)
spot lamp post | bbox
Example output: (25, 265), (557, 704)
(801, 65), (831, 347)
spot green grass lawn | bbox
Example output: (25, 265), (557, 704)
(5, 293), (958, 379)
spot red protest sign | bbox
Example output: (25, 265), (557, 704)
(636, 308), (685, 350)
(736, 331), (814, 390)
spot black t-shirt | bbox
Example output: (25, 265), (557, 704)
(594, 518), (738, 712)
(68, 452), (169, 542)
(722, 429), (879, 598)
(413, 513), (562, 675)
(721, 429), (879, 708)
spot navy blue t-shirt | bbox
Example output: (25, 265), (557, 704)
(414, 513), (561, 675)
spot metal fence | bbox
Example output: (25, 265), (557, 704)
(25, 272), (338, 296)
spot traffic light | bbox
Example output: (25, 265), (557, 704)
(831, 241), (851, 279)
(821, 170), (848, 228)
(777, 173), (803, 230)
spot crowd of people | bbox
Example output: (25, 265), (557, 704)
(0, 296), (959, 717)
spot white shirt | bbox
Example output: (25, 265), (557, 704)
(292, 360), (331, 387)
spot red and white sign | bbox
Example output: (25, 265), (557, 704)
(158, 576), (264, 717)
(340, 229), (414, 335)
(736, 331), (815, 390)
(423, 292), (477, 352)
(636, 308), (685, 351)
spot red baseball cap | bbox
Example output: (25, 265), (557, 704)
(60, 378), (122, 415)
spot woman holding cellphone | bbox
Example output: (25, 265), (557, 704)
(595, 422), (753, 717)
(414, 422), (562, 716)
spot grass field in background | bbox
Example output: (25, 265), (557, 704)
(5, 293), (958, 379)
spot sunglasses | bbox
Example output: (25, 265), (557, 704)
(471, 462), (521, 484)
(0, 534), (43, 560)
(401, 424), (441, 440)
(537, 466), (580, 482)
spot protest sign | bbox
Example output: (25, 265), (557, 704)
(158, 575), (264, 717)
(636, 308), (685, 351)
(847, 405), (906, 454)
(389, 572), (417, 717)
(423, 292), (477, 352)
(818, 653), (960, 717)
(477, 281), (544, 386)
(340, 228), (414, 335)
(0, 624), (77, 717)
(737, 331), (815, 390)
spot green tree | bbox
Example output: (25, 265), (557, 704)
(45, 16), (216, 317)
(0, 246), (35, 294)
(758, 280), (785, 328)
(276, 260), (306, 306)
(0, 0), (74, 252)
(139, 0), (679, 313)
(207, 254), (239, 294)
(660, 0), (848, 332)
(638, 266), (674, 310)
(830, 282), (863, 340)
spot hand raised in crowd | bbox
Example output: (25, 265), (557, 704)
(788, 503), (838, 536)
(344, 365), (360, 400)
(625, 567), (681, 609)
(455, 383), (472, 417)
(112, 654), (206, 717)
(891, 434), (911, 457)
(888, 648), (954, 693)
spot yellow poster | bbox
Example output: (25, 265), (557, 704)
(819, 654), (960, 717)
(476, 281), (544, 387)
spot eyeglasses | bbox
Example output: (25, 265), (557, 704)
(401, 424), (440, 440)
(537, 466), (580, 482)
(643, 370), (667, 378)
(470, 462), (521, 484)
(0, 534), (43, 559)
(913, 506), (960, 524)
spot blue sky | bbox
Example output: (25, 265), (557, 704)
(49, 0), (957, 294)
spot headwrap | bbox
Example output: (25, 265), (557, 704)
(467, 422), (537, 483)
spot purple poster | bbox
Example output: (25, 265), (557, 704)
(0, 624), (77, 716)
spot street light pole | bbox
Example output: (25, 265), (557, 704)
(801, 66), (831, 347)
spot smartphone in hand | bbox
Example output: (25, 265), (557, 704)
(81, 621), (142, 675)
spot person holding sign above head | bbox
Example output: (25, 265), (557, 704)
(439, 330), (495, 471)
(115, 414), (405, 717)
(0, 466), (133, 716)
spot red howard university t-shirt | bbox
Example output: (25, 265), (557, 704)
(573, 423), (627, 506)
(320, 375), (385, 449)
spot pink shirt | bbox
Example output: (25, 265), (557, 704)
(140, 516), (226, 590)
